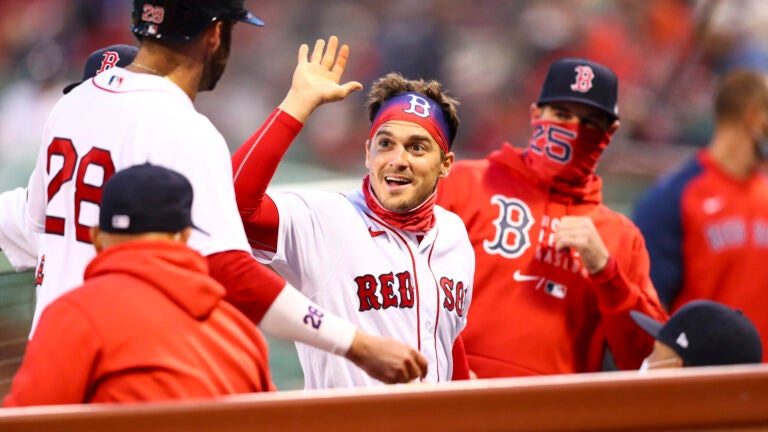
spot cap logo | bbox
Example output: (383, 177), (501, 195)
(97, 51), (120, 75)
(402, 94), (432, 118)
(141, 4), (165, 24)
(570, 65), (595, 93)
(369, 91), (452, 153)
(676, 332), (689, 349)
(112, 215), (130, 229)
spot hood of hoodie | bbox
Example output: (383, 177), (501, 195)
(84, 239), (224, 319)
(488, 143), (603, 204)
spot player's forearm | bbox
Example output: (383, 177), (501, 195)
(231, 109), (303, 246)
(232, 108), (303, 205)
(259, 285), (357, 355)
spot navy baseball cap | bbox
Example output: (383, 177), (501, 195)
(63, 44), (139, 94)
(99, 164), (206, 235)
(537, 58), (619, 121)
(631, 300), (762, 367)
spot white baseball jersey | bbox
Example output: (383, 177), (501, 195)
(0, 187), (38, 270)
(252, 189), (474, 388)
(25, 68), (250, 334)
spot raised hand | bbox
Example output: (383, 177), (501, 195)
(278, 36), (363, 123)
(345, 330), (428, 384)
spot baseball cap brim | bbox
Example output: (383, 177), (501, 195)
(191, 222), (210, 236)
(630, 310), (663, 340)
(62, 81), (81, 95)
(537, 96), (619, 121)
(238, 11), (264, 26)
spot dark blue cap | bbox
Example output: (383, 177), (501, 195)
(631, 300), (762, 367)
(99, 164), (206, 235)
(63, 44), (139, 94)
(537, 58), (619, 121)
(131, 0), (264, 42)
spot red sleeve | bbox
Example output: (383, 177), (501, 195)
(207, 250), (286, 325)
(232, 108), (304, 252)
(3, 300), (99, 406)
(451, 334), (470, 380)
(589, 231), (669, 370)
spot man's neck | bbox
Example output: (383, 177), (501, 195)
(129, 47), (202, 101)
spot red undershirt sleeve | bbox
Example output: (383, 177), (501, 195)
(451, 334), (470, 380)
(232, 109), (304, 252)
(207, 250), (285, 325)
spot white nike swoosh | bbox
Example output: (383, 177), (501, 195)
(513, 270), (541, 282)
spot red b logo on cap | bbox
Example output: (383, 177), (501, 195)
(570, 65), (595, 93)
(97, 51), (120, 75)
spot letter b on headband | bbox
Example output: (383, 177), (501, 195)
(403, 94), (432, 118)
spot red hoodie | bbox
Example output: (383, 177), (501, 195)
(437, 144), (667, 377)
(3, 240), (274, 406)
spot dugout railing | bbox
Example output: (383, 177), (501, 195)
(0, 364), (767, 431)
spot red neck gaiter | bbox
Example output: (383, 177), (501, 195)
(362, 175), (436, 233)
(523, 119), (610, 187)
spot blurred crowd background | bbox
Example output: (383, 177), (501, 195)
(2, 0), (768, 192)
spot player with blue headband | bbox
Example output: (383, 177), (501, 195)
(232, 37), (473, 388)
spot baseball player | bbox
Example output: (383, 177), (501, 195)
(0, 45), (138, 271)
(633, 69), (768, 361)
(5, 165), (274, 406)
(21, 0), (426, 384)
(436, 58), (667, 377)
(232, 37), (474, 388)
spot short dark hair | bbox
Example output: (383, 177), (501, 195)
(714, 69), (768, 122)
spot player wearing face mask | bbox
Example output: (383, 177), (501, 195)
(634, 69), (768, 362)
(437, 58), (668, 377)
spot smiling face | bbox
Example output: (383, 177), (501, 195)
(365, 120), (453, 212)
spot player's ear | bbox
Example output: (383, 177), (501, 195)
(607, 120), (620, 136)
(204, 21), (223, 53)
(90, 226), (104, 253)
(530, 103), (543, 121)
(364, 139), (372, 170)
(176, 227), (192, 243)
(439, 151), (454, 178)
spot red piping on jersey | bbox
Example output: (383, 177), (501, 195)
(233, 109), (281, 182)
(365, 211), (424, 381)
(426, 232), (440, 382)
(91, 77), (176, 95)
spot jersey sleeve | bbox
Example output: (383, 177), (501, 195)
(632, 179), (685, 308)
(0, 188), (38, 270)
(25, 154), (47, 235)
(232, 109), (303, 252)
(3, 298), (100, 406)
(206, 249), (285, 324)
(451, 334), (470, 380)
(589, 227), (669, 370)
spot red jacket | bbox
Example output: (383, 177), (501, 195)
(3, 240), (274, 406)
(437, 144), (667, 377)
(634, 150), (768, 361)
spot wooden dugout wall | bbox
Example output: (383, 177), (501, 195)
(0, 364), (767, 432)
